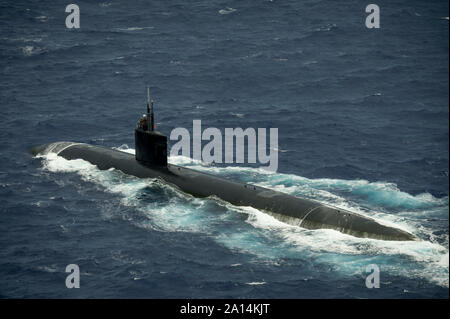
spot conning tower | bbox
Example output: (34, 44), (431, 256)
(135, 88), (167, 167)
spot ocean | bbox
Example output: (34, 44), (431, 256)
(0, 0), (448, 298)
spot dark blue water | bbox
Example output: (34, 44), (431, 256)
(0, 0), (448, 298)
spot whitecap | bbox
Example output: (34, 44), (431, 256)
(35, 16), (48, 22)
(22, 46), (41, 56)
(115, 26), (154, 32)
(230, 112), (245, 118)
(37, 265), (58, 273)
(246, 281), (266, 285)
(219, 8), (236, 15)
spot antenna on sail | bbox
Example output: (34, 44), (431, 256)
(150, 100), (155, 131)
(145, 87), (154, 131)
(146, 87), (150, 115)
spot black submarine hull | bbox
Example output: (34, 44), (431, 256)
(31, 142), (416, 241)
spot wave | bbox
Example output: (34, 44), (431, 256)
(34, 16), (48, 22)
(166, 155), (447, 211)
(219, 8), (236, 15)
(114, 26), (154, 32)
(38, 149), (449, 287)
(230, 112), (245, 118)
(21, 45), (44, 57)
(314, 23), (337, 32)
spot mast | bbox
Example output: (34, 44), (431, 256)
(150, 100), (154, 131)
(146, 87), (151, 131)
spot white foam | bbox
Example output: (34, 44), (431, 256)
(230, 112), (245, 118)
(115, 26), (154, 32)
(37, 265), (58, 273)
(246, 282), (266, 285)
(219, 8), (236, 15)
(22, 46), (41, 56)
(112, 144), (135, 154)
(35, 16), (48, 22)
(39, 148), (449, 287)
(232, 202), (448, 287)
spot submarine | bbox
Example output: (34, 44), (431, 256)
(31, 89), (416, 241)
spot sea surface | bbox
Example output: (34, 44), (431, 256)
(0, 0), (448, 298)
